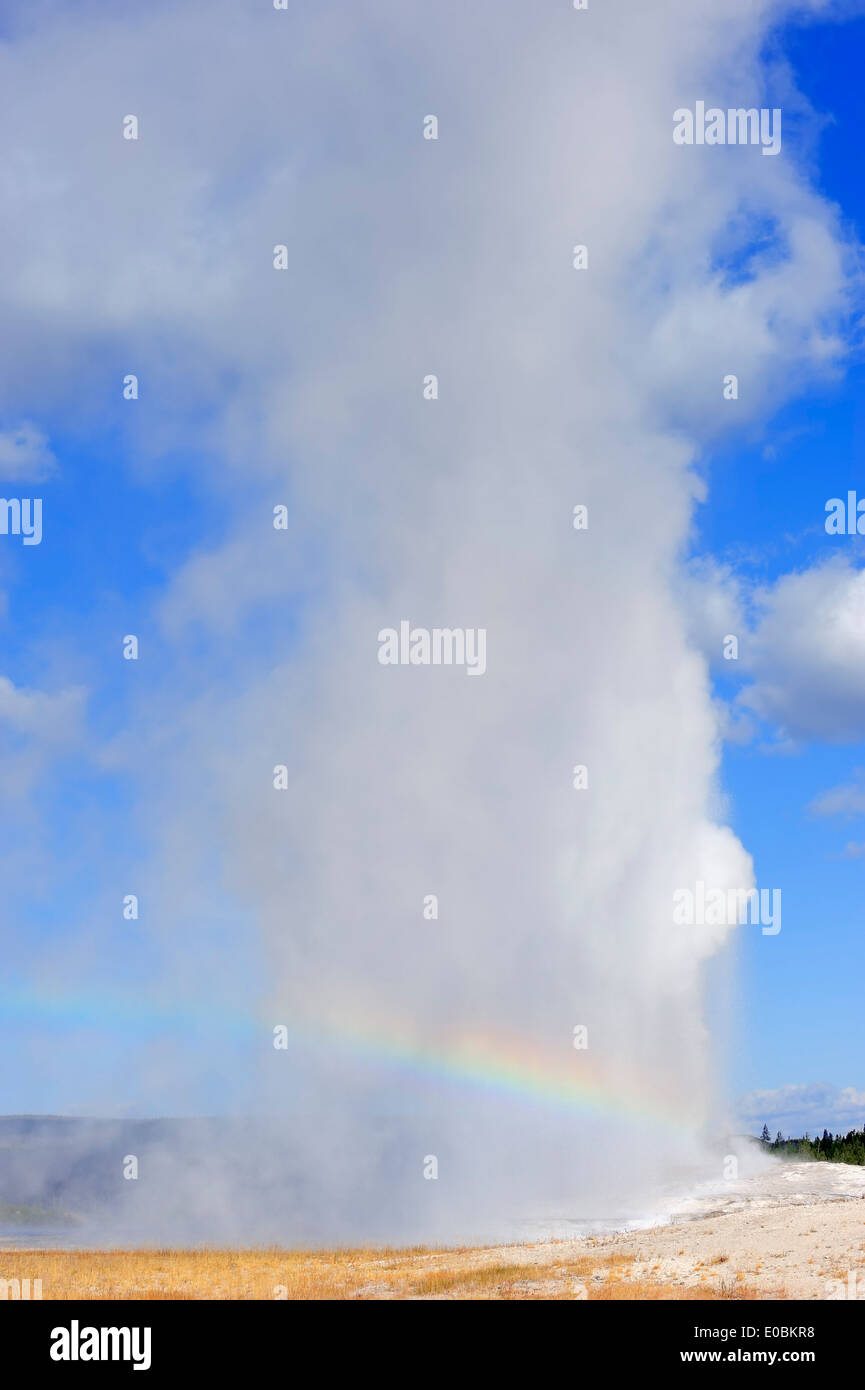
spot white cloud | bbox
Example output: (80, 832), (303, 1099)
(810, 769), (865, 817)
(684, 554), (865, 745)
(737, 559), (865, 741)
(0, 423), (56, 481)
(738, 1082), (865, 1135)
(682, 557), (748, 667)
(0, 673), (87, 857)
(0, 674), (84, 740)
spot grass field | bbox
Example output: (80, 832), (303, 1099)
(0, 1244), (764, 1300)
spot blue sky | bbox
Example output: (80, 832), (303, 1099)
(693, 11), (865, 1133)
(1, 0), (865, 1143)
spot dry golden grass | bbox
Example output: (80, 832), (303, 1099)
(0, 1244), (763, 1301)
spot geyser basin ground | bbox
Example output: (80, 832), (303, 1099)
(3, 1162), (863, 1300)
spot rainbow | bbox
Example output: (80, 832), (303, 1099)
(271, 1010), (696, 1132)
(4, 984), (697, 1130)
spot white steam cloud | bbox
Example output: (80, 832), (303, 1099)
(0, 0), (855, 1242)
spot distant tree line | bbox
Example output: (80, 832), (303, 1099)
(759, 1122), (865, 1165)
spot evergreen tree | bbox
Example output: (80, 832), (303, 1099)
(754, 1123), (865, 1166)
